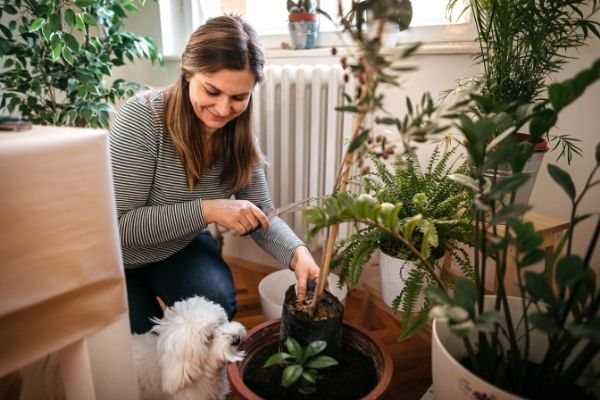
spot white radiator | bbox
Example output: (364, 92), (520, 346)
(252, 64), (353, 238)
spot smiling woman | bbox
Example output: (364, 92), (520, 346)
(109, 15), (322, 335)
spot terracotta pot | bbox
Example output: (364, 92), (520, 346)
(227, 319), (393, 399)
(288, 12), (318, 22)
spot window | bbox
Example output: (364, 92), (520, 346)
(159, 0), (474, 57)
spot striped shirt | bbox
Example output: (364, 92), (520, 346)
(109, 90), (305, 267)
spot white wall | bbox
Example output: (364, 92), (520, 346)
(112, 2), (600, 274)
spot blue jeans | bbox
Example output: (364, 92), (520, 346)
(124, 231), (237, 334)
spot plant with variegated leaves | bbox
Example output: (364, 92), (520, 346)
(263, 337), (338, 395)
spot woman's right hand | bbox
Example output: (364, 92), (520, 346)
(202, 199), (270, 235)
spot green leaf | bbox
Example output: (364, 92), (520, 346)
(425, 286), (452, 305)
(62, 46), (74, 66)
(281, 365), (303, 387)
(529, 312), (560, 334)
(75, 14), (86, 32)
(264, 352), (292, 367)
(524, 272), (556, 307)
(453, 277), (477, 313)
(547, 164), (576, 200)
(596, 143), (600, 164)
(51, 40), (63, 61)
(303, 340), (326, 360)
(302, 370), (317, 384)
(487, 172), (530, 200)
(28, 18), (45, 33)
(82, 12), (97, 27)
(63, 33), (80, 52)
(284, 337), (303, 361)
(305, 355), (338, 369)
(348, 129), (369, 152)
(519, 248), (547, 268)
(556, 255), (585, 287)
(548, 82), (574, 112)
(449, 173), (478, 191)
(64, 9), (76, 30)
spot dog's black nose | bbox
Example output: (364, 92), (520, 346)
(230, 335), (240, 346)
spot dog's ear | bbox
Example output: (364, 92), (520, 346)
(153, 310), (215, 393)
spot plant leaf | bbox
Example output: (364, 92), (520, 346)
(529, 312), (561, 334)
(281, 365), (303, 387)
(547, 164), (576, 200)
(284, 337), (303, 361)
(556, 255), (585, 287)
(306, 355), (339, 369)
(303, 340), (326, 360)
(264, 352), (292, 367)
(524, 272), (556, 307)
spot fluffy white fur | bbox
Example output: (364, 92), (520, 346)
(132, 296), (246, 400)
(19, 296), (246, 400)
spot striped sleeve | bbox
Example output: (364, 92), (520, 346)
(236, 165), (305, 267)
(109, 96), (206, 249)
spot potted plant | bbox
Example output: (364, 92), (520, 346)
(445, 0), (600, 202)
(0, 0), (163, 128)
(227, 319), (393, 399)
(286, 0), (320, 49)
(356, 0), (413, 48)
(424, 57), (600, 399)
(301, 55), (600, 400)
(313, 144), (474, 339)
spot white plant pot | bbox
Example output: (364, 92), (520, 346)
(258, 269), (348, 321)
(432, 296), (548, 399)
(378, 249), (425, 309)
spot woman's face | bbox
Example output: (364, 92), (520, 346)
(187, 69), (256, 135)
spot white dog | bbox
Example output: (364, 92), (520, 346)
(132, 296), (246, 400)
(19, 296), (246, 400)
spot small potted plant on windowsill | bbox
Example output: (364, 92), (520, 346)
(286, 0), (320, 49)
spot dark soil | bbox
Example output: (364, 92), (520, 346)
(459, 357), (598, 400)
(280, 282), (344, 359)
(243, 341), (378, 400)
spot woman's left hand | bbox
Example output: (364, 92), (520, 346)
(290, 246), (321, 301)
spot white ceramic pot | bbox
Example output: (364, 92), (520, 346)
(432, 296), (547, 399)
(378, 249), (425, 309)
(258, 269), (348, 321)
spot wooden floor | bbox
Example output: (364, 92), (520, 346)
(226, 256), (432, 400)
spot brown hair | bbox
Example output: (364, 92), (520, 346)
(164, 15), (265, 192)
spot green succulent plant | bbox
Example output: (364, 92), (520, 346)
(263, 337), (338, 395)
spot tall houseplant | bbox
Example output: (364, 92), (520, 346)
(304, 53), (600, 399)
(0, 0), (163, 128)
(425, 58), (600, 399)
(447, 0), (600, 163)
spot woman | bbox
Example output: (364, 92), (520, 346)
(110, 15), (320, 334)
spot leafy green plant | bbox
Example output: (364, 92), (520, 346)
(286, 0), (317, 14)
(305, 52), (600, 398)
(305, 145), (474, 338)
(0, 0), (163, 128)
(423, 58), (600, 398)
(447, 0), (600, 163)
(263, 337), (338, 395)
